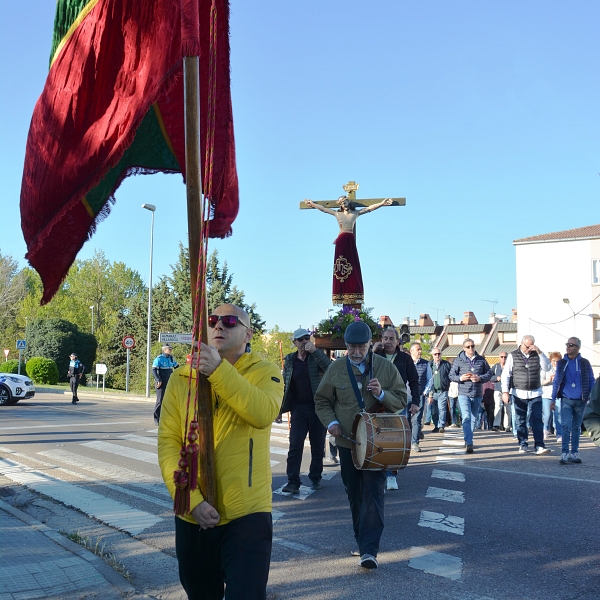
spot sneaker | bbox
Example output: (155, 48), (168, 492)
(556, 436), (562, 443)
(359, 554), (378, 569)
(432, 427), (440, 433)
(351, 548), (360, 556)
(438, 427), (445, 434)
(330, 455), (339, 464)
(492, 426), (501, 432)
(424, 422), (431, 426)
(450, 423), (460, 428)
(559, 453), (569, 464)
(466, 444), (474, 454)
(386, 475), (398, 491)
(281, 482), (300, 494)
(310, 480), (321, 490)
(411, 443), (421, 453)
(535, 446), (551, 455)
(570, 452), (582, 464)
(543, 430), (549, 440)
(518, 446), (529, 453)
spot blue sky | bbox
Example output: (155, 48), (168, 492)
(1, 1), (598, 332)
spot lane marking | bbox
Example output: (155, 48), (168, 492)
(272, 510), (285, 524)
(442, 440), (466, 446)
(408, 546), (462, 580)
(81, 441), (158, 464)
(118, 434), (158, 447)
(270, 434), (309, 447)
(270, 460), (279, 467)
(269, 446), (289, 456)
(148, 428), (158, 433)
(431, 469), (465, 482)
(418, 510), (464, 535)
(463, 464), (600, 484)
(435, 456), (465, 466)
(273, 484), (316, 500)
(38, 449), (170, 498)
(426, 486), (465, 503)
(0, 421), (139, 432)
(438, 448), (466, 454)
(273, 536), (315, 554)
(0, 458), (161, 534)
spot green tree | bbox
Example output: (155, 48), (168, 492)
(0, 252), (28, 352)
(23, 319), (97, 383)
(250, 326), (295, 368)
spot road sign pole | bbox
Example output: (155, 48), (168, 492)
(126, 348), (130, 394)
(18, 350), (22, 374)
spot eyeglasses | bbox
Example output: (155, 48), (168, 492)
(565, 343), (578, 348)
(500, 355), (507, 359)
(464, 345), (475, 349)
(208, 315), (250, 329)
(432, 353), (440, 356)
(295, 335), (310, 342)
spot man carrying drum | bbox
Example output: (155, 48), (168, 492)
(314, 321), (407, 570)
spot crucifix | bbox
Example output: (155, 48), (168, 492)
(300, 181), (405, 307)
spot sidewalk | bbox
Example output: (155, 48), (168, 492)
(0, 499), (134, 600)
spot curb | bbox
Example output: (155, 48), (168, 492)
(36, 387), (153, 403)
(0, 499), (136, 595)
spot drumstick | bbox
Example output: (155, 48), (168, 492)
(339, 433), (361, 445)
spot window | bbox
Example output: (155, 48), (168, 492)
(593, 259), (600, 285)
(502, 332), (517, 343)
(594, 318), (600, 344)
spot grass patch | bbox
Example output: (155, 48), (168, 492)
(60, 530), (132, 581)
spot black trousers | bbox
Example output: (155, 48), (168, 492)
(338, 446), (385, 557)
(69, 376), (80, 400)
(175, 512), (272, 600)
(154, 385), (165, 423)
(286, 402), (327, 485)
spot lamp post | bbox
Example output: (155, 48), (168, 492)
(142, 203), (156, 398)
(90, 305), (95, 334)
(563, 298), (576, 335)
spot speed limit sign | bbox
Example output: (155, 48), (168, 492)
(122, 335), (136, 349)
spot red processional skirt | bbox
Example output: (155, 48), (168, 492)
(332, 232), (364, 305)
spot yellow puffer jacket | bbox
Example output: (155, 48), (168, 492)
(158, 352), (283, 525)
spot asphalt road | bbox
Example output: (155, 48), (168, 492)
(1, 392), (599, 600)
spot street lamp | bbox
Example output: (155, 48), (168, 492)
(90, 305), (95, 334)
(563, 298), (576, 334)
(142, 203), (156, 398)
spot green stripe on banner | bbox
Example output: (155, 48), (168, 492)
(50, 0), (94, 65)
(85, 106), (181, 216)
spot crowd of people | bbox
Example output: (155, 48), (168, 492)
(155, 306), (600, 599)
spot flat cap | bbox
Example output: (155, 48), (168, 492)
(344, 321), (372, 344)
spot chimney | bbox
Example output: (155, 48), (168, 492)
(489, 313), (497, 324)
(462, 311), (478, 325)
(419, 313), (434, 327)
(444, 315), (452, 325)
(379, 315), (394, 328)
(511, 308), (518, 323)
(403, 317), (410, 325)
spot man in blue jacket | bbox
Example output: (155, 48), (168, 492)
(551, 337), (596, 464)
(450, 339), (493, 453)
(152, 343), (179, 424)
(427, 347), (452, 433)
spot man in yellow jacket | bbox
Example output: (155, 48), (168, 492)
(158, 304), (283, 600)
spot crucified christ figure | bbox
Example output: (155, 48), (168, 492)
(304, 195), (392, 306)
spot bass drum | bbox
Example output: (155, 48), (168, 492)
(351, 412), (411, 471)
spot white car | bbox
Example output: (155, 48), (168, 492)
(0, 373), (36, 405)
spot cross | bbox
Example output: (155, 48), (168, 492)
(299, 180), (406, 211)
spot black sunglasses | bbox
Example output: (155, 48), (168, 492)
(565, 343), (578, 348)
(464, 345), (475, 349)
(295, 335), (310, 342)
(208, 315), (249, 329)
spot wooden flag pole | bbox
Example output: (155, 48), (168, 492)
(183, 54), (217, 507)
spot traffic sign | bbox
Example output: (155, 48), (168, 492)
(159, 332), (193, 344)
(122, 335), (136, 349)
(95, 363), (108, 375)
(3, 349), (9, 359)
(16, 340), (27, 350)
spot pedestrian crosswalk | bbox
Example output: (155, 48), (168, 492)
(0, 419), (329, 538)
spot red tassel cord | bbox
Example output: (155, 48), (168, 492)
(173, 467), (190, 516)
(186, 420), (200, 490)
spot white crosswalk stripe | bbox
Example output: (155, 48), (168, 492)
(82, 441), (159, 464)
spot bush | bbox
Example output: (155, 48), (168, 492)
(0, 359), (26, 374)
(26, 357), (59, 385)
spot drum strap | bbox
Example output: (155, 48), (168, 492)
(346, 358), (365, 410)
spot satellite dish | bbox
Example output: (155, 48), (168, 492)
(495, 314), (508, 320)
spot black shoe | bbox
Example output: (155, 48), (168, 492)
(466, 444), (474, 454)
(281, 482), (300, 494)
(71, 399), (77, 404)
(432, 427), (440, 433)
(274, 416), (283, 424)
(419, 431), (424, 440)
(310, 480), (321, 491)
(438, 427), (445, 434)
